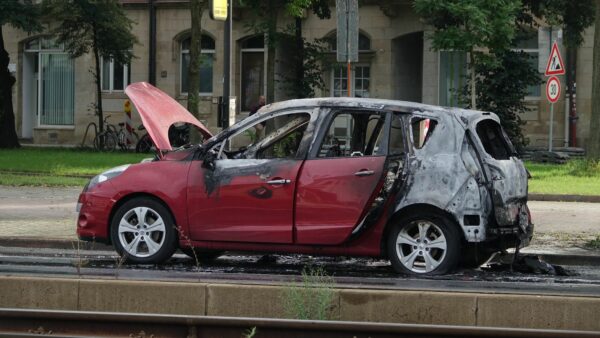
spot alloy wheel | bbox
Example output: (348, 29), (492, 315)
(395, 220), (448, 274)
(118, 206), (166, 258)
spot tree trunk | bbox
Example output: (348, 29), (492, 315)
(295, 17), (305, 98)
(0, 25), (20, 148)
(187, 0), (204, 143)
(265, 0), (278, 104)
(92, 23), (104, 134)
(587, 1), (600, 159)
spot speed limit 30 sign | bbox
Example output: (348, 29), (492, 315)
(546, 76), (560, 103)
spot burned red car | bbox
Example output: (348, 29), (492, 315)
(77, 82), (533, 275)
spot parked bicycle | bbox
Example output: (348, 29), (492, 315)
(93, 115), (139, 151)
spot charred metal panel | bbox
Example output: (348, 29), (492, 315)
(394, 111), (491, 242)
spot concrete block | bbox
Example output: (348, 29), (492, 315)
(206, 284), (341, 319)
(339, 289), (477, 325)
(476, 294), (600, 331)
(0, 276), (78, 310)
(78, 279), (206, 315)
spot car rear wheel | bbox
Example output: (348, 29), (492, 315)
(111, 197), (177, 264)
(387, 213), (460, 275)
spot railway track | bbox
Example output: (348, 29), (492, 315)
(1, 245), (600, 296)
(0, 308), (598, 338)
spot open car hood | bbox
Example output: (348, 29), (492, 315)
(125, 82), (213, 151)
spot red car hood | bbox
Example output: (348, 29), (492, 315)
(125, 82), (213, 151)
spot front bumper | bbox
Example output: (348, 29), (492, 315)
(76, 188), (116, 244)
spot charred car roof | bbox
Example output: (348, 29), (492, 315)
(254, 97), (499, 125)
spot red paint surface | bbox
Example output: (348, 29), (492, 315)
(125, 82), (213, 151)
(187, 160), (303, 243)
(295, 156), (386, 244)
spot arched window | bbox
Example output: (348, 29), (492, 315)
(240, 35), (265, 111)
(181, 34), (215, 94)
(325, 31), (372, 98)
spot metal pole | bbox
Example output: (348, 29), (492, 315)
(346, 1), (351, 97)
(222, 0), (231, 128)
(549, 102), (554, 152)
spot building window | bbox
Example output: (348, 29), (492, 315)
(331, 65), (370, 98)
(181, 35), (215, 95)
(241, 35), (265, 111)
(23, 37), (74, 127)
(512, 29), (541, 98)
(101, 58), (130, 92)
(439, 51), (467, 107)
(328, 31), (371, 51)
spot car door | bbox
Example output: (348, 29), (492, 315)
(294, 109), (389, 245)
(469, 118), (529, 226)
(187, 110), (313, 243)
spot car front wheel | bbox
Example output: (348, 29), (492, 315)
(387, 213), (460, 275)
(111, 197), (177, 264)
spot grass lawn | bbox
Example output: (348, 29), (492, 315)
(525, 160), (600, 196)
(0, 147), (148, 187)
(1, 148), (599, 195)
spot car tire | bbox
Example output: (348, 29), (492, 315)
(460, 244), (496, 268)
(111, 197), (177, 264)
(180, 247), (224, 262)
(387, 213), (460, 275)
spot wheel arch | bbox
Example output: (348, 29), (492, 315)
(107, 192), (179, 245)
(380, 203), (465, 257)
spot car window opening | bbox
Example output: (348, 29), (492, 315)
(318, 111), (386, 158)
(224, 113), (310, 160)
(411, 117), (437, 149)
(475, 119), (512, 160)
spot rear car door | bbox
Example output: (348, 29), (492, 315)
(470, 118), (529, 227)
(294, 109), (389, 245)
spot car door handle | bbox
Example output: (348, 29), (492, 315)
(354, 170), (374, 177)
(267, 179), (291, 185)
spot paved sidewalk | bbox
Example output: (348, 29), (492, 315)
(0, 186), (79, 239)
(0, 186), (599, 253)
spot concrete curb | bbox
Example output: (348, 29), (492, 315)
(1, 236), (599, 267)
(0, 276), (599, 331)
(529, 194), (600, 203)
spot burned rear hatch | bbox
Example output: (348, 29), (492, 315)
(470, 118), (528, 227)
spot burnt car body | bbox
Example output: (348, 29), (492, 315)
(77, 82), (533, 275)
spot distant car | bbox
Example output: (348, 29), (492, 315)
(76, 82), (533, 275)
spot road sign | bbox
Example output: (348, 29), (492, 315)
(546, 76), (561, 103)
(545, 42), (565, 76)
(209, 0), (228, 21)
(336, 0), (359, 63)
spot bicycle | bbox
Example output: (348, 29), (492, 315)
(115, 122), (139, 151)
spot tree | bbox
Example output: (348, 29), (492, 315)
(463, 50), (541, 151)
(588, 1), (600, 159)
(187, 0), (207, 143)
(241, 0), (330, 102)
(45, 0), (137, 134)
(0, 0), (41, 148)
(414, 0), (520, 109)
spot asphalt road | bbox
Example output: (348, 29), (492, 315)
(0, 185), (599, 250)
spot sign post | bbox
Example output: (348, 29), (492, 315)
(545, 41), (565, 152)
(336, 0), (358, 97)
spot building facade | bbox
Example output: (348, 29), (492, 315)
(4, 1), (596, 148)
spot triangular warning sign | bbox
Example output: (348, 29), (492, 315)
(545, 42), (565, 76)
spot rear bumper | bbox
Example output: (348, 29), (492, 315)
(487, 202), (534, 249)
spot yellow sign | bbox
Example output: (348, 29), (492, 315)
(210, 0), (228, 21)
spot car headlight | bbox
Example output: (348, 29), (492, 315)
(87, 164), (130, 190)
